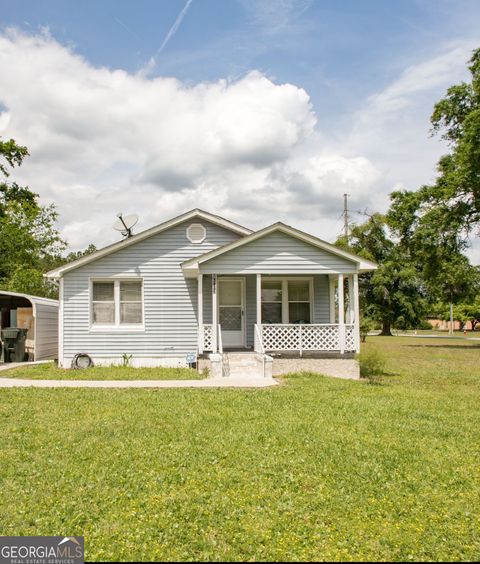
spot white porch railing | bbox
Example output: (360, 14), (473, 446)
(202, 324), (213, 352)
(199, 323), (222, 354)
(345, 324), (356, 351)
(201, 323), (356, 354)
(261, 323), (356, 353)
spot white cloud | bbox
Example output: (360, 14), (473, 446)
(0, 29), (477, 254)
(346, 40), (478, 192)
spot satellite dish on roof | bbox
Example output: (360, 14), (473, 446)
(113, 213), (138, 239)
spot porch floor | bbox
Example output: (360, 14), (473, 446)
(199, 350), (356, 359)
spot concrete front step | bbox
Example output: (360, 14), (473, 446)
(223, 352), (263, 378)
(228, 368), (258, 375)
(203, 352), (273, 379)
(224, 353), (256, 359)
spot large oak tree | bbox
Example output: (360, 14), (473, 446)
(0, 137), (66, 298)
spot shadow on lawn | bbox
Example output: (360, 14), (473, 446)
(364, 369), (397, 386)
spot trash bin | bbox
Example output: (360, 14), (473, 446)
(1, 328), (28, 363)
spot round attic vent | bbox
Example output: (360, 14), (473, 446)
(186, 223), (206, 244)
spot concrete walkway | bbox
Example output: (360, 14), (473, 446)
(0, 376), (278, 388)
(0, 360), (50, 371)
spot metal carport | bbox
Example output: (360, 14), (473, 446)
(0, 291), (59, 361)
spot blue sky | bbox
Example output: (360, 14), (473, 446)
(4, 1), (479, 113)
(0, 0), (479, 253)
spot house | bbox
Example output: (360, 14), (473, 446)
(46, 209), (376, 379)
(426, 317), (474, 332)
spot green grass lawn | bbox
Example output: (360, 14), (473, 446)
(392, 328), (479, 338)
(0, 336), (479, 561)
(1, 362), (203, 380)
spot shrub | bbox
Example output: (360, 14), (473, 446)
(416, 319), (433, 330)
(358, 348), (386, 382)
(360, 317), (375, 342)
(121, 353), (133, 367)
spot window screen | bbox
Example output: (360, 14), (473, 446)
(92, 282), (115, 324)
(120, 281), (142, 324)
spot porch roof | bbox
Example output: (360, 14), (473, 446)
(182, 222), (377, 277)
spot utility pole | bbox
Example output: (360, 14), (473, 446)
(343, 193), (349, 244)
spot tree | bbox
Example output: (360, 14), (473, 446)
(62, 244), (97, 264)
(337, 214), (427, 336)
(0, 137), (36, 216)
(455, 297), (480, 331)
(5, 266), (55, 299)
(386, 49), (480, 327)
(0, 137), (66, 297)
(389, 48), (480, 264)
(0, 138), (28, 178)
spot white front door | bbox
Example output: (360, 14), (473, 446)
(218, 278), (245, 348)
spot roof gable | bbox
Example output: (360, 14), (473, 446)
(182, 222), (377, 275)
(46, 209), (252, 278)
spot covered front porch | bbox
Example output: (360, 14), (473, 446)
(181, 221), (375, 362)
(196, 273), (360, 356)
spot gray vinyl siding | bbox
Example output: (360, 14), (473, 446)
(314, 275), (330, 323)
(199, 231), (357, 274)
(34, 302), (59, 360)
(62, 220), (240, 361)
(203, 275), (212, 324)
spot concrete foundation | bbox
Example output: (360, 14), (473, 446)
(271, 357), (360, 380)
(198, 356), (216, 378)
(62, 356), (189, 369)
(198, 354), (359, 380)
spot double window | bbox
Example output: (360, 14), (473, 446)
(261, 278), (312, 324)
(91, 279), (143, 327)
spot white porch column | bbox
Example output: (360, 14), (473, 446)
(329, 275), (336, 323)
(256, 274), (262, 326)
(353, 273), (360, 352)
(338, 273), (345, 354)
(197, 274), (203, 354)
(212, 274), (218, 353)
(58, 277), (64, 367)
(347, 274), (354, 324)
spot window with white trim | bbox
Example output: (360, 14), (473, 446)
(92, 280), (143, 327)
(261, 278), (312, 324)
